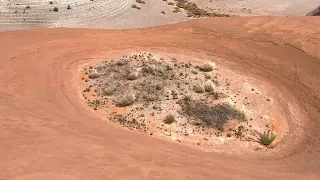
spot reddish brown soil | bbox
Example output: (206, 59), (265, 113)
(0, 17), (320, 179)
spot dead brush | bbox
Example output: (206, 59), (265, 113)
(182, 101), (247, 130)
(163, 114), (175, 124)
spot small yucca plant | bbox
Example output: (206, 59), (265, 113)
(259, 130), (277, 147)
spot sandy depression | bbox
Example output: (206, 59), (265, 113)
(0, 0), (320, 180)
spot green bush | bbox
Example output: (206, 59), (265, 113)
(259, 130), (277, 147)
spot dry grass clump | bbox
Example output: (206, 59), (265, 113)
(163, 114), (175, 124)
(199, 62), (215, 72)
(194, 83), (205, 93)
(116, 93), (136, 107)
(204, 81), (214, 92)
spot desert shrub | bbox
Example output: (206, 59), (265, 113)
(235, 126), (245, 138)
(142, 65), (154, 74)
(259, 130), (277, 147)
(83, 87), (90, 92)
(175, 0), (231, 17)
(88, 73), (100, 79)
(102, 86), (116, 96)
(53, 7), (59, 12)
(127, 71), (139, 80)
(212, 78), (220, 86)
(116, 93), (136, 107)
(163, 114), (175, 124)
(237, 110), (247, 122)
(173, 7), (181, 13)
(199, 62), (215, 72)
(115, 59), (127, 66)
(194, 84), (205, 93)
(161, 10), (166, 14)
(182, 102), (247, 129)
(67, 5), (71, 9)
(49, 1), (53, 4)
(168, 2), (174, 5)
(136, 0), (145, 4)
(25, 5), (30, 9)
(204, 81), (214, 92)
(211, 91), (223, 100)
(183, 94), (192, 103)
(131, 4), (141, 9)
(143, 93), (159, 102)
(155, 84), (163, 90)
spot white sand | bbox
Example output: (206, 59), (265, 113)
(0, 0), (318, 31)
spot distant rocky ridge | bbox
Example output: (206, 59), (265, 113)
(306, 6), (320, 16)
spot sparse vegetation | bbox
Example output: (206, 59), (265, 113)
(258, 130), (277, 147)
(161, 10), (166, 14)
(199, 62), (215, 72)
(25, 5), (30, 9)
(174, 0), (232, 17)
(67, 5), (71, 10)
(136, 0), (145, 4)
(181, 102), (247, 129)
(131, 4), (138, 9)
(173, 7), (182, 13)
(102, 86), (116, 96)
(82, 52), (270, 149)
(116, 93), (136, 107)
(127, 71), (139, 80)
(53, 7), (59, 12)
(88, 73), (100, 79)
(194, 84), (205, 93)
(83, 87), (91, 92)
(163, 114), (175, 124)
(204, 81), (214, 92)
